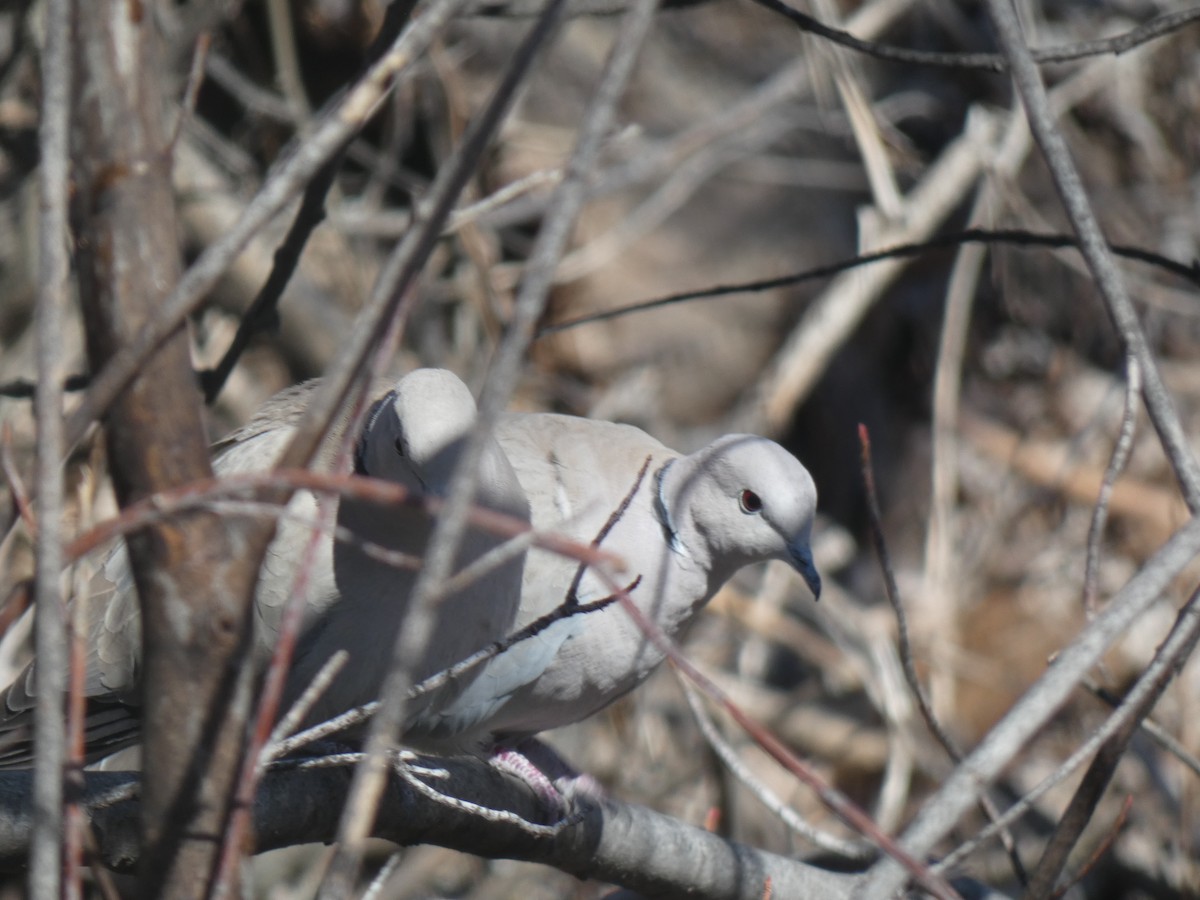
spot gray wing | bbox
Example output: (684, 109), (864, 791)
(389, 413), (675, 745)
(0, 378), (346, 768)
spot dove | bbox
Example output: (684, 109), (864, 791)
(281, 369), (529, 737)
(386, 414), (821, 786)
(0, 369), (530, 766)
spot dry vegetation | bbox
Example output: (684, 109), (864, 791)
(0, 0), (1199, 897)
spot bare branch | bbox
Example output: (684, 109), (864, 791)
(1083, 355), (1141, 616)
(0, 763), (870, 900)
(67, 7), (267, 895)
(30, 1), (72, 897)
(751, 0), (1200, 71)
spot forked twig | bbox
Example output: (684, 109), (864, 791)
(1047, 795), (1132, 900)
(267, 582), (632, 760)
(262, 651), (349, 768)
(593, 566), (960, 899)
(859, 425), (1028, 886)
(1086, 681), (1200, 779)
(680, 679), (874, 860)
(565, 455), (652, 606)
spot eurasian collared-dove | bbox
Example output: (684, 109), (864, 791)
(282, 369), (529, 737)
(0, 369), (530, 766)
(405, 414), (821, 760)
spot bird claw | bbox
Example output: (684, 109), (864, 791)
(392, 750), (575, 836)
(489, 738), (602, 824)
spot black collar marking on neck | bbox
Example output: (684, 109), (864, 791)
(654, 459), (692, 560)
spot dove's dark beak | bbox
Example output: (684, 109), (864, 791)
(789, 543), (821, 600)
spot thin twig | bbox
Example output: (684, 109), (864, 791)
(58, 468), (620, 577)
(360, 853), (402, 900)
(1086, 681), (1200, 780)
(565, 456), (652, 606)
(265, 0), (312, 122)
(1047, 795), (1132, 900)
(168, 32), (212, 155)
(752, 0), (1200, 71)
(261, 651), (349, 768)
(859, 425), (1029, 887)
(1083, 355), (1141, 617)
(681, 679), (874, 861)
(0, 581), (31, 643)
(537, 228), (1200, 337)
(3, 225), (1191, 406)
(0, 426), (35, 534)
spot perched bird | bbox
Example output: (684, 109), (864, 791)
(283, 369), (529, 738)
(0, 369), (530, 766)
(412, 415), (821, 771)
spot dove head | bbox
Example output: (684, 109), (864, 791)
(661, 434), (820, 599)
(356, 369), (478, 489)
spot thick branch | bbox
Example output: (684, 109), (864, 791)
(0, 762), (865, 900)
(69, 6), (267, 898)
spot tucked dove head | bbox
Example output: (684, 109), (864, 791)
(660, 434), (820, 598)
(357, 369), (478, 487)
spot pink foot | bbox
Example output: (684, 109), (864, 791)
(489, 738), (603, 818)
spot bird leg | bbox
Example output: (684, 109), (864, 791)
(391, 749), (575, 836)
(489, 737), (602, 819)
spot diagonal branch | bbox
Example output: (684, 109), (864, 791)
(859, 515), (1200, 896)
(62, 0), (469, 450)
(982, 0), (1200, 511)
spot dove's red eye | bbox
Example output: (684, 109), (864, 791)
(739, 490), (762, 514)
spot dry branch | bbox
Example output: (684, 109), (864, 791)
(68, 6), (267, 897)
(0, 761), (872, 900)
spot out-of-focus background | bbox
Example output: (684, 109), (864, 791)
(1, 0), (1199, 896)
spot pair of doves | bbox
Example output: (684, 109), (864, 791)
(0, 369), (820, 799)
